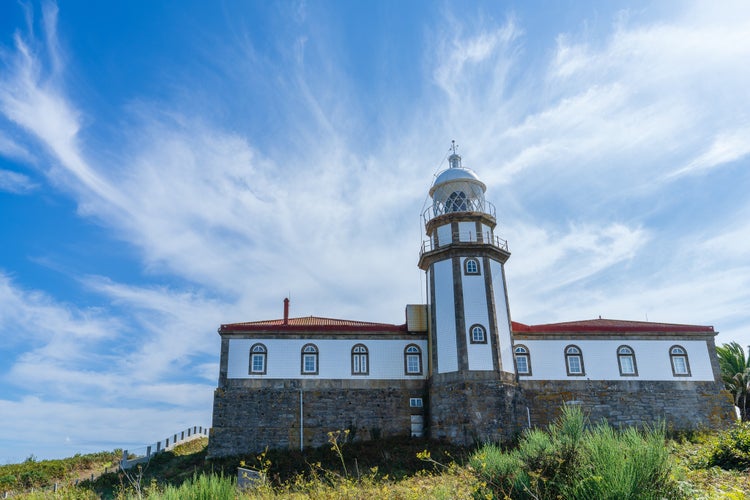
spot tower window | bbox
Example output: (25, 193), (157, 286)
(446, 191), (468, 212)
(469, 324), (487, 344)
(404, 344), (423, 375)
(565, 345), (585, 376)
(464, 258), (480, 275)
(249, 343), (267, 375)
(351, 344), (369, 375)
(301, 344), (319, 375)
(617, 345), (638, 376)
(669, 345), (691, 376)
(514, 345), (531, 375)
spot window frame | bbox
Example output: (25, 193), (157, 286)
(446, 191), (468, 212)
(469, 323), (487, 344)
(300, 343), (319, 375)
(669, 345), (691, 377)
(409, 397), (423, 408)
(404, 344), (423, 375)
(351, 344), (369, 376)
(464, 258), (480, 275)
(617, 345), (638, 376)
(514, 344), (532, 375)
(249, 343), (267, 375)
(564, 345), (585, 376)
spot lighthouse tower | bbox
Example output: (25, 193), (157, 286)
(418, 143), (522, 444)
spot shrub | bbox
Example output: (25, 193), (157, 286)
(694, 421), (750, 470)
(470, 405), (679, 500)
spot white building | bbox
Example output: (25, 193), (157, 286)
(207, 148), (733, 457)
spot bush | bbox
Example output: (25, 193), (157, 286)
(694, 421), (750, 471)
(470, 405), (680, 500)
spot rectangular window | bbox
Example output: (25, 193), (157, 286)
(567, 356), (582, 374)
(251, 355), (265, 373)
(303, 354), (316, 373)
(407, 355), (420, 374)
(673, 357), (688, 375)
(409, 398), (423, 408)
(516, 356), (528, 374)
(619, 357), (635, 375)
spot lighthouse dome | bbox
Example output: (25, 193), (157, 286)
(429, 153), (487, 215)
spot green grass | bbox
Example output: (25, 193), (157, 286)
(0, 450), (120, 491)
(6, 415), (750, 499)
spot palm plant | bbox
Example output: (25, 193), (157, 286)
(716, 342), (750, 421)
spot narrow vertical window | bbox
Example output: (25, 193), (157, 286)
(617, 345), (638, 376)
(469, 324), (487, 344)
(464, 258), (480, 275)
(670, 345), (691, 376)
(514, 345), (531, 375)
(351, 344), (369, 375)
(301, 344), (319, 375)
(249, 343), (267, 375)
(404, 344), (422, 375)
(565, 345), (585, 376)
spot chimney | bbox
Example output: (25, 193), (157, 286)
(283, 297), (289, 325)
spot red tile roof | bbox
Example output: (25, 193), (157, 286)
(512, 318), (714, 334)
(220, 316), (408, 333)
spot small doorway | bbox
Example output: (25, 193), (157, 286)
(410, 415), (424, 437)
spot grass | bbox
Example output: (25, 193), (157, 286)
(5, 413), (750, 499)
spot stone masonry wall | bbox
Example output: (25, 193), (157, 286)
(520, 379), (735, 431)
(207, 379), (426, 458)
(429, 372), (524, 445)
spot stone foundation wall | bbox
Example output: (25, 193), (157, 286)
(428, 371), (524, 445)
(520, 379), (735, 431)
(207, 379), (426, 458)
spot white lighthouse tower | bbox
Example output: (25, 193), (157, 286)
(418, 143), (521, 443)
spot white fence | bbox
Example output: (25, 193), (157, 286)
(120, 425), (210, 470)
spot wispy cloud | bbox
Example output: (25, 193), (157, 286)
(1, 0), (749, 462)
(0, 168), (36, 193)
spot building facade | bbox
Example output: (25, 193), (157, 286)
(207, 151), (734, 458)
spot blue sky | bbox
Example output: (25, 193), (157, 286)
(1, 0), (749, 463)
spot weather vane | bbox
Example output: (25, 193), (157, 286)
(450, 140), (458, 154)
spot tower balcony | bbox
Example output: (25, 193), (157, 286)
(422, 200), (496, 226)
(420, 231), (509, 258)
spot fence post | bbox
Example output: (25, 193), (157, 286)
(174, 434), (178, 444)
(187, 428), (191, 437)
(181, 431), (185, 440)
(166, 437), (169, 448)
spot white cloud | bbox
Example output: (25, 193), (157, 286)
(667, 128), (750, 179)
(0, 168), (36, 193)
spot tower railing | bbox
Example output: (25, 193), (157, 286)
(422, 201), (496, 225)
(420, 231), (509, 256)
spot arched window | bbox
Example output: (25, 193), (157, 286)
(670, 345), (691, 376)
(249, 343), (267, 375)
(565, 345), (585, 376)
(446, 191), (468, 212)
(514, 345), (531, 375)
(469, 324), (487, 344)
(351, 344), (369, 375)
(404, 344), (423, 375)
(301, 344), (319, 375)
(464, 258), (480, 275)
(617, 345), (638, 376)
